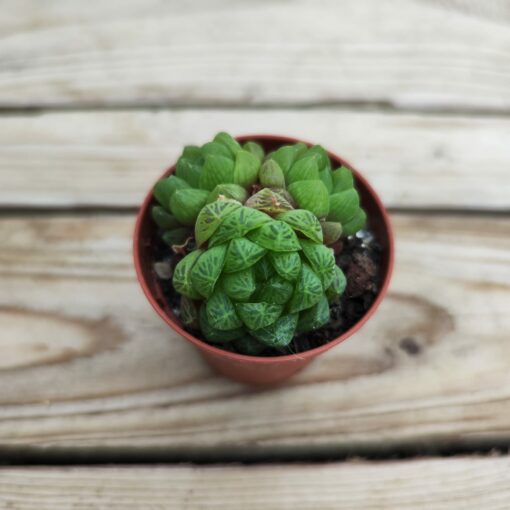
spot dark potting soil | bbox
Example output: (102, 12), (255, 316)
(151, 229), (382, 356)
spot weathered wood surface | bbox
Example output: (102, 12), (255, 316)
(1, 456), (510, 509)
(1, 109), (509, 209)
(1, 0), (510, 110)
(0, 213), (508, 450)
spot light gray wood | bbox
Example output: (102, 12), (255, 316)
(1, 109), (509, 209)
(1, 457), (510, 509)
(1, 0), (510, 109)
(0, 214), (509, 450)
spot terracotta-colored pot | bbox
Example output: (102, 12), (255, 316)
(134, 135), (394, 385)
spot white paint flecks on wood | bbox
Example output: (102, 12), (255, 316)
(1, 457), (510, 509)
(1, 0), (510, 109)
(0, 214), (509, 449)
(1, 109), (509, 209)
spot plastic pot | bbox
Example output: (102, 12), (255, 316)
(134, 135), (394, 385)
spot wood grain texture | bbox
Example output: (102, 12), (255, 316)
(1, 457), (510, 509)
(1, 109), (509, 209)
(1, 0), (510, 109)
(0, 213), (509, 450)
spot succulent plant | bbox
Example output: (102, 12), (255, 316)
(152, 132), (366, 354)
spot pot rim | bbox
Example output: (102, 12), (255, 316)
(133, 134), (395, 364)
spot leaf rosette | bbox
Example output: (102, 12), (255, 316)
(151, 132), (369, 354)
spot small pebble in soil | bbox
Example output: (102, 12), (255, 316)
(153, 260), (173, 280)
(152, 228), (382, 357)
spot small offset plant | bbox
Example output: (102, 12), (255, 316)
(152, 132), (367, 354)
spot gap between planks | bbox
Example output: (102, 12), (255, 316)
(5, 101), (510, 118)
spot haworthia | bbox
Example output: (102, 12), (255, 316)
(151, 133), (371, 356)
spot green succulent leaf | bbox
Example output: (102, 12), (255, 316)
(293, 143), (308, 158)
(319, 168), (333, 193)
(286, 154), (320, 185)
(300, 239), (336, 288)
(332, 166), (354, 193)
(180, 296), (199, 329)
(287, 263), (323, 314)
(247, 221), (301, 252)
(342, 209), (367, 236)
(305, 145), (331, 172)
(224, 237), (266, 273)
(199, 304), (243, 344)
(172, 250), (203, 299)
(321, 221), (343, 245)
(255, 275), (294, 305)
(162, 228), (191, 247)
(242, 141), (265, 162)
(253, 256), (275, 281)
(233, 150), (260, 188)
(259, 160), (286, 189)
(207, 184), (248, 204)
(199, 155), (235, 191)
(190, 244), (227, 298)
(209, 207), (271, 246)
(222, 268), (256, 302)
(270, 143), (307, 176)
(201, 141), (232, 159)
(269, 251), (301, 281)
(326, 265), (347, 302)
(250, 313), (298, 348)
(153, 176), (190, 209)
(269, 145), (296, 175)
(169, 189), (209, 226)
(175, 158), (202, 188)
(297, 294), (330, 334)
(288, 180), (330, 219)
(236, 302), (283, 330)
(206, 289), (243, 331)
(328, 189), (360, 224)
(277, 209), (323, 244)
(244, 188), (294, 216)
(213, 132), (242, 157)
(151, 206), (180, 229)
(195, 200), (242, 247)
(182, 145), (204, 162)
(234, 335), (265, 355)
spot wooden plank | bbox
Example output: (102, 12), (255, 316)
(1, 109), (509, 209)
(1, 0), (510, 110)
(0, 213), (509, 450)
(1, 457), (510, 509)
